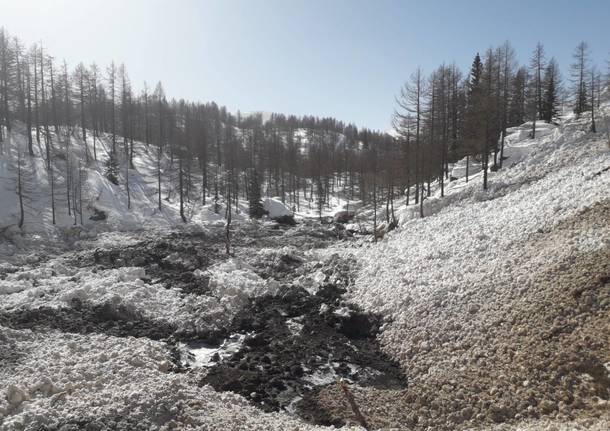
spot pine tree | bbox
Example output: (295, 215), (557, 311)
(463, 53), (484, 183)
(541, 58), (560, 123)
(105, 150), (119, 185)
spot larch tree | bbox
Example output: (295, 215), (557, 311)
(508, 67), (527, 127)
(393, 67), (424, 205)
(154, 81), (165, 211)
(107, 62), (117, 153)
(590, 66), (597, 133)
(0, 28), (12, 150)
(497, 42), (515, 168)
(571, 42), (589, 117)
(75, 62), (89, 163)
(88, 63), (100, 161)
(529, 42), (545, 138)
(25, 51), (34, 155)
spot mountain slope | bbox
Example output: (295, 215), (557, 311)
(0, 124), (253, 254)
(320, 108), (610, 429)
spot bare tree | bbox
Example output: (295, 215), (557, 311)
(571, 42), (589, 117)
(529, 42), (545, 138)
(394, 68), (424, 208)
(590, 66), (597, 133)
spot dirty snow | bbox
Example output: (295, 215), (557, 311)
(339, 107), (610, 428)
(1, 106), (609, 430)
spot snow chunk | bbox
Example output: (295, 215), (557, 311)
(208, 258), (280, 311)
(263, 197), (292, 219)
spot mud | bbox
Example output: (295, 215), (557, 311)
(198, 259), (407, 421)
(0, 298), (176, 340)
(2, 220), (400, 427)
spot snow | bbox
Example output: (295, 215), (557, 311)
(207, 258), (281, 313)
(0, 250), (284, 343)
(349, 114), (610, 329)
(286, 317), (305, 336)
(1, 103), (609, 429)
(263, 197), (293, 218)
(183, 333), (248, 368)
(0, 125), (250, 252)
(0, 245), (360, 429)
(0, 328), (357, 430)
(335, 107), (610, 428)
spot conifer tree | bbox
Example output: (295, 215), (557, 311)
(571, 42), (589, 117)
(463, 53), (484, 183)
(529, 43), (545, 138)
(541, 58), (560, 123)
(508, 67), (527, 127)
(590, 67), (597, 133)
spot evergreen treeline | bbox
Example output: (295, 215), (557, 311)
(0, 28), (607, 228)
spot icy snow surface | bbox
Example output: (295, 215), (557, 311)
(347, 115), (610, 342)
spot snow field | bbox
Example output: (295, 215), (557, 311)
(0, 327), (360, 430)
(350, 114), (609, 325)
(334, 107), (610, 428)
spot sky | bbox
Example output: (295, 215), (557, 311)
(1, 0), (609, 131)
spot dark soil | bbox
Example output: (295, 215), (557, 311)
(68, 230), (223, 296)
(0, 298), (176, 340)
(200, 271), (407, 421)
(2, 221), (402, 427)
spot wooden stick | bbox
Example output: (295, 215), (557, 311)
(337, 379), (370, 430)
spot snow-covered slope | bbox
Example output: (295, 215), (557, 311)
(0, 125), (255, 255)
(1, 103), (609, 430)
(341, 108), (610, 428)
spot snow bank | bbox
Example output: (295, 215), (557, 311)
(0, 126), (250, 251)
(207, 258), (281, 312)
(263, 197), (293, 218)
(351, 114), (609, 342)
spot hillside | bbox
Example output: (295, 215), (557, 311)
(1, 100), (608, 431)
(316, 106), (610, 429)
(0, 125), (249, 236)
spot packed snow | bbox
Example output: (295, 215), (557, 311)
(1, 105), (609, 430)
(337, 108), (610, 428)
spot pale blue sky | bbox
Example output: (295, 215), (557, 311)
(1, 0), (609, 130)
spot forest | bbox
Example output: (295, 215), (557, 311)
(1, 5), (610, 428)
(0, 28), (606, 228)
